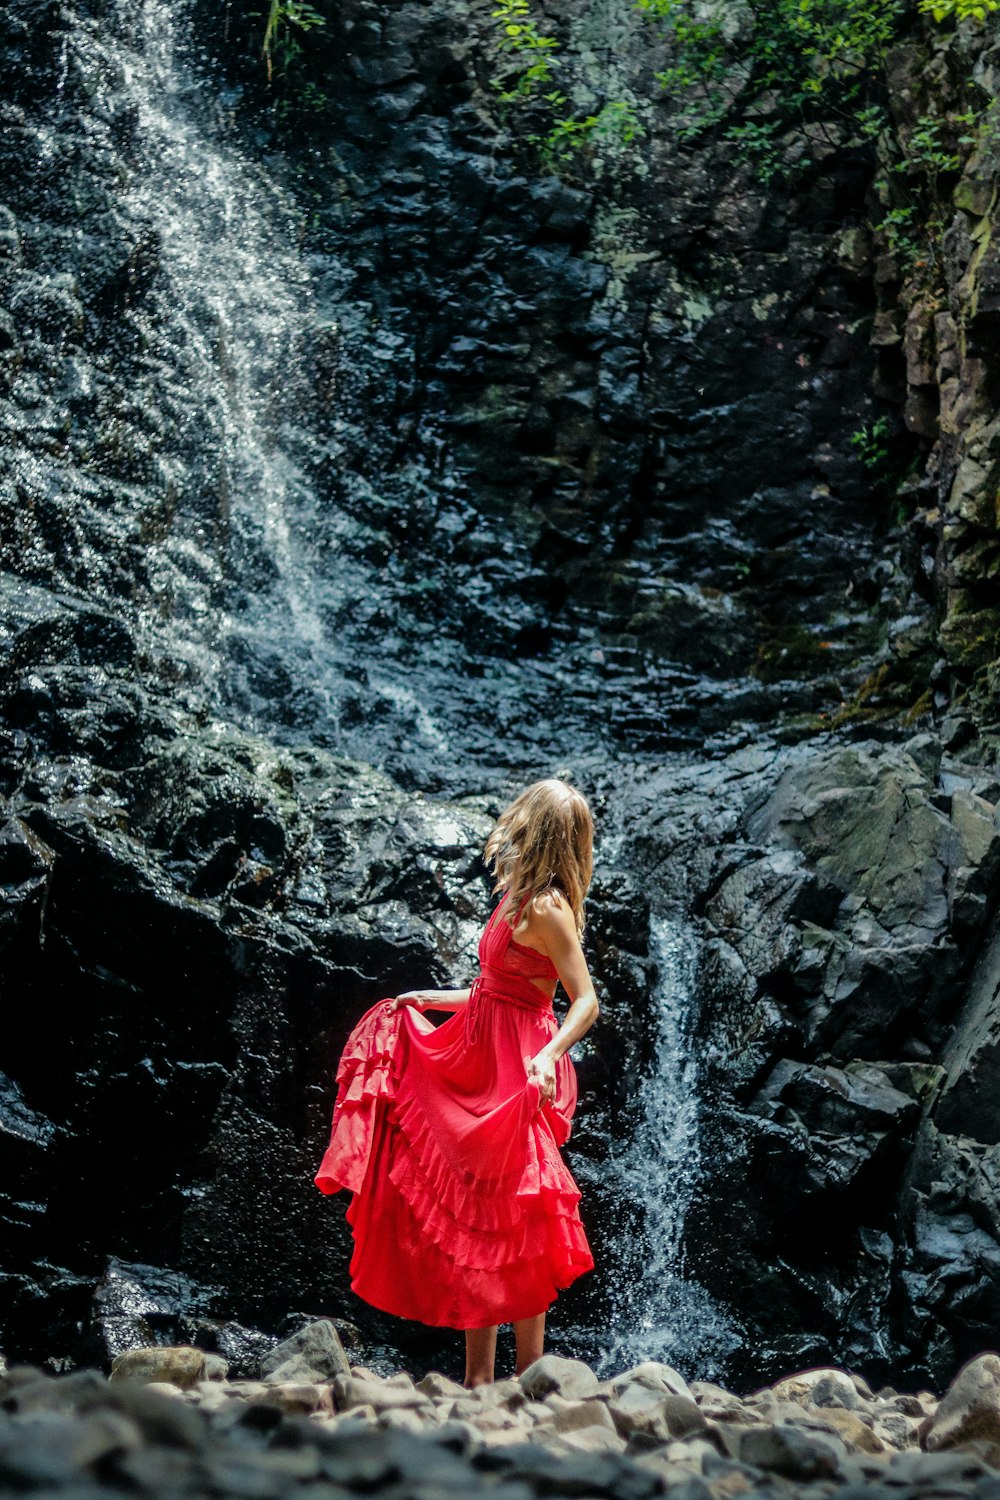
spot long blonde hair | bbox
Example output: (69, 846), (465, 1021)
(483, 778), (594, 936)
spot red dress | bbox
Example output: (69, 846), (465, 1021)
(314, 891), (594, 1329)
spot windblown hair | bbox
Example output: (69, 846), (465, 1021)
(483, 778), (594, 936)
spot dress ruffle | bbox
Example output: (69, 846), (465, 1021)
(314, 999), (400, 1196)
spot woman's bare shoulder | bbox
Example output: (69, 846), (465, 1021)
(529, 887), (575, 930)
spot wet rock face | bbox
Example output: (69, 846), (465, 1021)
(0, 0), (897, 775)
(0, 621), (666, 1375)
(631, 735), (1000, 1392)
(0, 0), (893, 1385)
(202, 0), (890, 730)
(868, 27), (1000, 722)
(0, 706), (506, 1363)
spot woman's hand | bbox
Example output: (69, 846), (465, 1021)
(389, 991), (431, 1013)
(526, 1048), (557, 1104)
(388, 987), (472, 1014)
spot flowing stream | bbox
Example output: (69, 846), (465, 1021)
(594, 915), (743, 1379)
(62, 0), (745, 1375)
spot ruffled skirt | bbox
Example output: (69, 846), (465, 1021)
(314, 993), (594, 1329)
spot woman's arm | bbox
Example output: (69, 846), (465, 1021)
(523, 893), (600, 1101)
(389, 987), (471, 1014)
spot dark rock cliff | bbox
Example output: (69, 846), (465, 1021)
(2, 0), (1000, 1393)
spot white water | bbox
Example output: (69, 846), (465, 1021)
(72, 0), (376, 731)
(593, 914), (744, 1379)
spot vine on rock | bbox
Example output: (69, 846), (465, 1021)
(634, 0), (998, 186)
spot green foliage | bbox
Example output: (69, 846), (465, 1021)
(918, 0), (999, 21)
(273, 79), (330, 117)
(850, 415), (891, 470)
(855, 103), (889, 140)
(490, 0), (560, 101)
(636, 0), (727, 135)
(489, 0), (645, 170)
(722, 120), (783, 183)
(636, 0), (907, 175)
(867, 92), (992, 280)
(893, 114), (961, 177)
(527, 98), (645, 164)
(253, 1), (326, 83)
(873, 204), (921, 264)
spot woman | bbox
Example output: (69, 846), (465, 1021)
(314, 777), (600, 1387)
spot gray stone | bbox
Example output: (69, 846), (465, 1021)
(203, 1353), (229, 1381)
(769, 1367), (866, 1410)
(888, 1444), (994, 1479)
(637, 1473), (713, 1500)
(689, 1380), (743, 1407)
(417, 1370), (467, 1400)
(115, 1447), (203, 1491)
(549, 1397), (617, 1434)
(463, 1377), (526, 1410)
(427, 1418), (481, 1453)
(258, 1380), (334, 1415)
(3, 1367), (107, 1414)
(935, 919), (1000, 1144)
(376, 1406), (430, 1434)
(745, 745), (959, 942)
(552, 1425), (624, 1453)
(260, 1318), (350, 1384)
(739, 1422), (847, 1478)
(332, 1373), (432, 1413)
(611, 1361), (693, 1400)
(799, 1407), (885, 1454)
(708, 1420), (770, 1461)
(519, 1355), (600, 1402)
(103, 1380), (209, 1451)
(871, 1410), (921, 1449)
(110, 1345), (206, 1390)
(924, 1351), (1000, 1451)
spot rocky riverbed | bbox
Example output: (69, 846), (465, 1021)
(8, 1321), (1000, 1500)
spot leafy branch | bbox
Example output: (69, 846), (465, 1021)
(253, 0), (326, 83)
(490, 0), (561, 101)
(917, 0), (999, 19)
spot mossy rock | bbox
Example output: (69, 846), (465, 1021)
(939, 607), (1000, 670)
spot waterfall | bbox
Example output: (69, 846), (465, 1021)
(592, 915), (744, 1380)
(72, 0), (366, 728)
(59, 0), (636, 778)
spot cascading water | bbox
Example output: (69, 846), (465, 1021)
(593, 914), (743, 1380)
(73, 0), (346, 719)
(50, 0), (691, 786)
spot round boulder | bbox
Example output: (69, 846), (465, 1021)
(109, 1346), (206, 1390)
(924, 1351), (1000, 1451)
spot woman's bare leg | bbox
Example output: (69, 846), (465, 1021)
(464, 1324), (498, 1387)
(513, 1312), (545, 1375)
